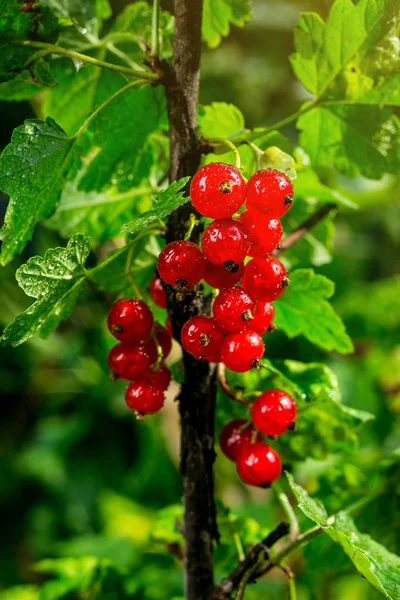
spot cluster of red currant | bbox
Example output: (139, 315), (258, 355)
(220, 389), (296, 487)
(157, 163), (292, 372)
(107, 297), (172, 416)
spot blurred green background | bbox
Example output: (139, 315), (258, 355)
(0, 0), (399, 598)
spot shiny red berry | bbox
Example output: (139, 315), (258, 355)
(219, 419), (262, 462)
(108, 343), (152, 381)
(144, 323), (172, 363)
(157, 240), (206, 287)
(240, 211), (283, 257)
(190, 162), (247, 219)
(221, 329), (264, 372)
(236, 442), (282, 487)
(125, 380), (164, 414)
(252, 389), (297, 436)
(149, 275), (167, 308)
(249, 301), (275, 335)
(165, 318), (173, 337)
(213, 287), (255, 332)
(242, 257), (289, 302)
(107, 298), (154, 344)
(181, 316), (224, 361)
(150, 364), (172, 391)
(203, 260), (244, 289)
(246, 169), (294, 218)
(202, 218), (249, 272)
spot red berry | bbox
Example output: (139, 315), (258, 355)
(249, 301), (275, 335)
(240, 211), (283, 257)
(108, 343), (152, 381)
(125, 380), (164, 414)
(144, 323), (172, 363)
(213, 287), (255, 332)
(181, 316), (224, 361)
(236, 442), (282, 487)
(165, 318), (173, 337)
(107, 298), (154, 344)
(221, 329), (264, 372)
(202, 218), (249, 272)
(242, 257), (289, 302)
(190, 162), (247, 219)
(203, 260), (244, 289)
(252, 389), (297, 436)
(246, 169), (294, 218)
(157, 240), (206, 287)
(150, 364), (172, 391)
(219, 419), (262, 462)
(149, 275), (167, 308)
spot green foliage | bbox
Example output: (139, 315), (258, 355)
(274, 269), (354, 354)
(202, 0), (252, 48)
(291, 0), (400, 178)
(287, 474), (400, 599)
(0, 234), (91, 347)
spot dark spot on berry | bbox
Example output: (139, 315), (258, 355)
(259, 481), (272, 489)
(224, 260), (240, 273)
(200, 333), (210, 347)
(252, 358), (261, 369)
(176, 278), (188, 287)
(267, 324), (277, 333)
(288, 421), (297, 431)
(284, 194), (293, 206)
(111, 323), (123, 334)
(219, 179), (233, 194)
(242, 309), (254, 322)
(109, 371), (119, 381)
(281, 277), (290, 288)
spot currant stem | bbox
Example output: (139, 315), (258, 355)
(209, 138), (242, 171)
(184, 213), (199, 241)
(124, 244), (142, 298)
(272, 483), (300, 543)
(216, 363), (251, 405)
(151, 0), (161, 59)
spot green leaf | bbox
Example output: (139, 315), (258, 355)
(40, 0), (111, 36)
(0, 234), (91, 347)
(121, 178), (190, 235)
(202, 0), (252, 48)
(274, 269), (354, 354)
(294, 168), (357, 209)
(291, 0), (400, 177)
(150, 505), (184, 545)
(0, 587), (39, 600)
(262, 359), (373, 461)
(0, 83), (165, 263)
(0, 118), (75, 266)
(199, 102), (245, 139)
(287, 476), (400, 599)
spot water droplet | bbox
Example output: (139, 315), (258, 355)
(72, 58), (84, 72)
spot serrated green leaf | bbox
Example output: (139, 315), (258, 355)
(202, 0), (252, 48)
(121, 178), (190, 235)
(0, 83), (165, 264)
(287, 476), (400, 599)
(291, 0), (400, 177)
(274, 269), (354, 354)
(261, 359), (373, 461)
(0, 118), (76, 265)
(0, 234), (91, 347)
(40, 0), (111, 37)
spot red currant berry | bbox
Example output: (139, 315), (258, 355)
(213, 287), (255, 332)
(150, 364), (172, 391)
(157, 241), (206, 287)
(144, 323), (172, 363)
(249, 301), (275, 335)
(242, 257), (289, 302)
(219, 419), (262, 462)
(108, 343), (152, 381)
(252, 389), (296, 436)
(149, 275), (167, 308)
(190, 162), (247, 219)
(221, 329), (264, 372)
(240, 211), (283, 257)
(107, 298), (154, 344)
(165, 318), (173, 337)
(203, 260), (244, 289)
(246, 169), (294, 218)
(181, 316), (224, 361)
(236, 442), (282, 487)
(125, 380), (164, 414)
(202, 218), (249, 272)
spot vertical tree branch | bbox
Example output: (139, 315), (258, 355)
(163, 2), (217, 599)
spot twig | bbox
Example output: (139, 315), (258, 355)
(273, 203), (337, 256)
(217, 363), (251, 405)
(212, 522), (290, 598)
